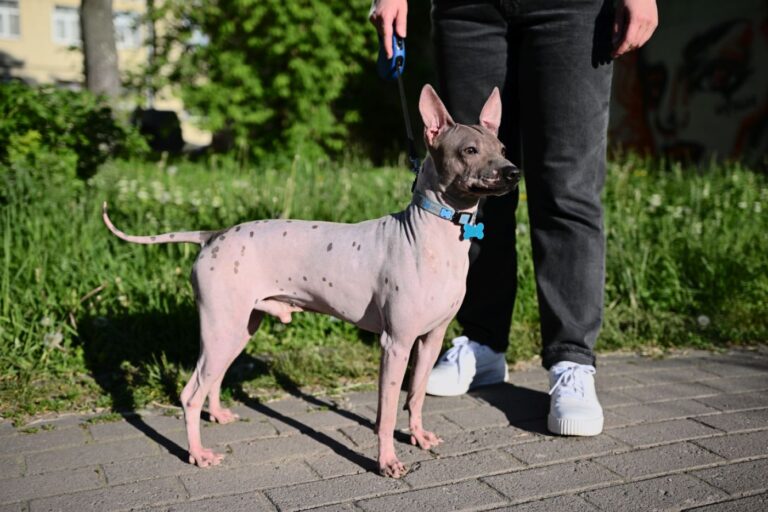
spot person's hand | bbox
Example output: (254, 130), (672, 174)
(368, 0), (408, 58)
(612, 0), (658, 58)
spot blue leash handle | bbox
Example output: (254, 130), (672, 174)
(377, 34), (406, 81)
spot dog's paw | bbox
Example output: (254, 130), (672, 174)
(378, 457), (408, 479)
(210, 408), (240, 424)
(410, 428), (443, 450)
(189, 447), (225, 468)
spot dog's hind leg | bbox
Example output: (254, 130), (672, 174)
(208, 310), (264, 424)
(180, 307), (253, 467)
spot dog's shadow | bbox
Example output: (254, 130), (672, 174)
(79, 305), (549, 471)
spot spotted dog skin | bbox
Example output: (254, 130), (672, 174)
(103, 85), (519, 478)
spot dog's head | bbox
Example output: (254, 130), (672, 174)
(417, 85), (520, 204)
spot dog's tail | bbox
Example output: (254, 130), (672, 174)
(102, 202), (216, 245)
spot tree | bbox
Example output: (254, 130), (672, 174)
(81, 0), (120, 98)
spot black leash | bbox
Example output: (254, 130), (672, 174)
(377, 35), (421, 178)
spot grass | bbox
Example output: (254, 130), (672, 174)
(1, 153), (766, 423)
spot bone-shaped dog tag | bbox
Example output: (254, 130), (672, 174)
(462, 223), (484, 240)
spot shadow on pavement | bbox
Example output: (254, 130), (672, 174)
(469, 382), (552, 435)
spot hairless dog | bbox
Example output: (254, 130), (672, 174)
(103, 85), (519, 478)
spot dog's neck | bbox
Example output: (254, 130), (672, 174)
(412, 157), (479, 213)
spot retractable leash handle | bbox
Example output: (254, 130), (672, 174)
(377, 34), (421, 180)
(377, 34), (406, 80)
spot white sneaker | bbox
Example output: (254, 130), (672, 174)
(547, 362), (604, 436)
(426, 336), (509, 396)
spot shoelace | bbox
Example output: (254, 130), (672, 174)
(548, 364), (596, 398)
(442, 337), (475, 380)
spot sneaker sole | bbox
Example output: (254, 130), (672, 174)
(547, 414), (604, 436)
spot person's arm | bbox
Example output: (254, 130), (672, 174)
(368, 0), (408, 58)
(612, 0), (658, 58)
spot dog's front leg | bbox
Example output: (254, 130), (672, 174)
(375, 331), (413, 478)
(406, 323), (448, 450)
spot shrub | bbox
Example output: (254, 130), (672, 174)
(153, 0), (372, 158)
(0, 82), (146, 181)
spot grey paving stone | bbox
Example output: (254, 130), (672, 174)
(102, 453), (200, 486)
(631, 368), (721, 385)
(2, 427), (89, 455)
(0, 465), (103, 504)
(441, 406), (512, 431)
(421, 394), (484, 414)
(404, 449), (523, 488)
(695, 408), (768, 433)
(607, 418), (721, 447)
(198, 418), (278, 445)
(25, 436), (160, 474)
(593, 373), (648, 389)
(611, 398), (720, 423)
(357, 479), (506, 512)
(505, 434), (627, 465)
(337, 425), (379, 449)
(29, 476), (187, 512)
(620, 381), (721, 403)
(695, 391), (768, 413)
(693, 430), (768, 460)
(353, 442), (436, 474)
(596, 389), (641, 408)
(330, 390), (378, 409)
(699, 375), (768, 393)
(602, 409), (638, 429)
(0, 423), (17, 437)
(303, 503), (359, 512)
(226, 434), (333, 465)
(393, 412), (465, 436)
(268, 410), (365, 435)
(181, 460), (318, 499)
(431, 426), (534, 457)
(305, 451), (370, 479)
(267, 472), (405, 511)
(594, 442), (724, 479)
(87, 414), (187, 442)
(699, 354), (768, 378)
(468, 384), (550, 424)
(484, 460), (619, 501)
(148, 491), (276, 511)
(0, 502), (25, 512)
(0, 456), (24, 480)
(684, 492), (768, 512)
(581, 474), (726, 512)
(256, 396), (337, 416)
(488, 494), (599, 511)
(692, 458), (768, 495)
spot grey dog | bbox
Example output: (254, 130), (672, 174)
(103, 85), (519, 477)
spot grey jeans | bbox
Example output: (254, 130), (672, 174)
(432, 0), (614, 368)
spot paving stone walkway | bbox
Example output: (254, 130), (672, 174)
(1, 347), (767, 511)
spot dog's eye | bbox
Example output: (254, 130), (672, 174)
(501, 147), (506, 157)
(464, 147), (478, 155)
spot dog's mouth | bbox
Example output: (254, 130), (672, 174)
(465, 174), (520, 195)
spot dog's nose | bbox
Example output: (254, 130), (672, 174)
(501, 165), (521, 182)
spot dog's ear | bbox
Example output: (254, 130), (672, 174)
(419, 85), (455, 147)
(478, 87), (501, 136)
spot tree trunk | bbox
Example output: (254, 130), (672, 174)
(81, 0), (120, 98)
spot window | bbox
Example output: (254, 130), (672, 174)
(52, 5), (79, 46)
(114, 11), (142, 49)
(0, 1), (20, 39)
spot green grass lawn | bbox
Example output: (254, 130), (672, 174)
(1, 154), (766, 422)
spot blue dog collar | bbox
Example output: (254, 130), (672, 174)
(413, 192), (484, 240)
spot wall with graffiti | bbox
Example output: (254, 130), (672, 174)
(609, 0), (768, 169)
